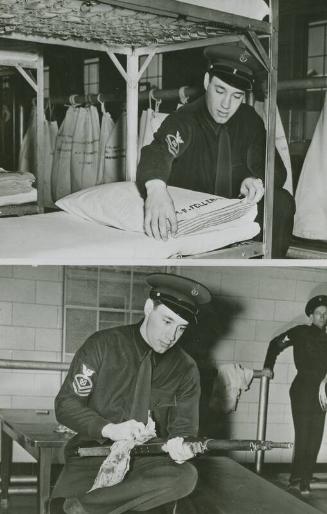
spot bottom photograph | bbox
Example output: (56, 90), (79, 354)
(0, 265), (326, 514)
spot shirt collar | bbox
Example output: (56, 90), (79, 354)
(132, 321), (174, 365)
(200, 95), (233, 136)
(132, 320), (151, 361)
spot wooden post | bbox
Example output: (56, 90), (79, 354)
(263, 0), (279, 259)
(126, 52), (139, 181)
(36, 52), (44, 212)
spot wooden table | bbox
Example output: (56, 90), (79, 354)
(0, 409), (71, 514)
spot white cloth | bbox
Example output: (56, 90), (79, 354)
(102, 110), (127, 183)
(56, 182), (258, 238)
(0, 170), (35, 196)
(0, 211), (260, 263)
(89, 417), (156, 491)
(43, 120), (58, 207)
(71, 105), (100, 192)
(97, 111), (115, 184)
(18, 108), (58, 206)
(0, 189), (37, 207)
(18, 106), (37, 175)
(209, 363), (254, 414)
(255, 101), (293, 195)
(138, 108), (168, 162)
(51, 106), (79, 201)
(293, 93), (327, 240)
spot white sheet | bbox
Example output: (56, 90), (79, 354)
(0, 211), (260, 264)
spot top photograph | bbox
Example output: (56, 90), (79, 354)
(0, 0), (324, 263)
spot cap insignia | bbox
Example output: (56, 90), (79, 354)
(191, 286), (199, 297)
(239, 51), (249, 63)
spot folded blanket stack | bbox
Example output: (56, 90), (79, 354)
(176, 198), (255, 237)
(0, 169), (36, 197)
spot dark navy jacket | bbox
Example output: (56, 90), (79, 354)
(55, 323), (200, 459)
(137, 96), (286, 197)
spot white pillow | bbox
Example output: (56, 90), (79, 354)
(56, 182), (257, 235)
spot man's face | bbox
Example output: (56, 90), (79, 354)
(311, 305), (327, 330)
(142, 300), (189, 354)
(204, 73), (245, 124)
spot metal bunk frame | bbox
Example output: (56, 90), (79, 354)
(0, 0), (279, 259)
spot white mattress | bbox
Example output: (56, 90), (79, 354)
(0, 211), (260, 264)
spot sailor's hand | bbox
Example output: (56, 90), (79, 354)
(240, 177), (264, 203)
(144, 180), (177, 241)
(162, 437), (195, 464)
(319, 379), (327, 411)
(101, 420), (145, 441)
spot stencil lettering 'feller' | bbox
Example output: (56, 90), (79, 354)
(73, 364), (95, 397)
(165, 131), (184, 157)
(175, 197), (218, 215)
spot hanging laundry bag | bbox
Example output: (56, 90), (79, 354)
(97, 110), (115, 184)
(19, 104), (58, 206)
(43, 120), (58, 207)
(18, 105), (37, 175)
(51, 106), (79, 202)
(293, 93), (327, 240)
(255, 100), (293, 195)
(103, 109), (127, 183)
(137, 93), (169, 162)
(71, 105), (100, 193)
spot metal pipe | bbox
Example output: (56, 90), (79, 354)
(255, 375), (271, 474)
(253, 369), (273, 379)
(0, 486), (37, 495)
(45, 76), (327, 109)
(0, 360), (273, 378)
(310, 482), (327, 490)
(278, 76), (327, 91)
(9, 476), (37, 484)
(0, 359), (69, 371)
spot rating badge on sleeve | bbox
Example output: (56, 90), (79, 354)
(73, 364), (95, 397)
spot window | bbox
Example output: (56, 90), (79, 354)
(139, 54), (163, 91)
(84, 57), (99, 94)
(63, 266), (173, 358)
(303, 21), (327, 140)
(307, 21), (327, 76)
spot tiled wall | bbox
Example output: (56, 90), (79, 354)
(1, 265), (327, 466)
(0, 266), (64, 462)
(179, 265), (327, 464)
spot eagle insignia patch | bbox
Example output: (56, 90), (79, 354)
(73, 364), (95, 397)
(166, 131), (184, 157)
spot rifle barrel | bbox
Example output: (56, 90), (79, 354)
(78, 438), (292, 457)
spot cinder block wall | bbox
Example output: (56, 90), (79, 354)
(0, 266), (63, 462)
(1, 265), (327, 466)
(179, 265), (327, 464)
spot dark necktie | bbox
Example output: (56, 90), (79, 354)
(129, 350), (153, 424)
(214, 125), (232, 198)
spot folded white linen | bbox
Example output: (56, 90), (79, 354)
(56, 182), (257, 237)
(0, 189), (37, 207)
